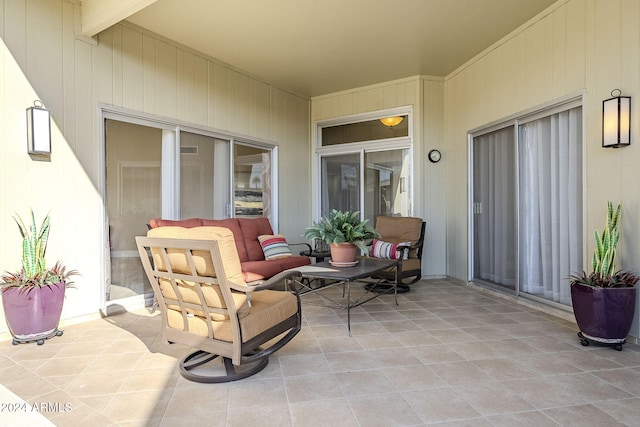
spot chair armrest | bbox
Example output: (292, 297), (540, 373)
(288, 242), (313, 254)
(227, 269), (302, 293)
(396, 244), (411, 259)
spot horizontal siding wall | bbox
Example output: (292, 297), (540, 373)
(443, 0), (640, 336)
(311, 76), (448, 277)
(0, 0), (311, 332)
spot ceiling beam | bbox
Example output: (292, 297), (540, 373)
(80, 0), (158, 37)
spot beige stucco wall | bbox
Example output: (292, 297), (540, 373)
(443, 0), (640, 337)
(0, 0), (311, 333)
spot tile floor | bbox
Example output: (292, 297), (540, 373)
(1, 279), (640, 426)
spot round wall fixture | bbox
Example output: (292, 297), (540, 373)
(428, 149), (441, 163)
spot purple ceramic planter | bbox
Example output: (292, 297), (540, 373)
(571, 283), (636, 343)
(2, 282), (65, 342)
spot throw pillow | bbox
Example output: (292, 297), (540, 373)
(258, 234), (292, 260)
(370, 239), (411, 260)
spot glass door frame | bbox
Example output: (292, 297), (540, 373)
(466, 93), (586, 310)
(467, 122), (519, 294)
(98, 104), (278, 313)
(312, 106), (414, 223)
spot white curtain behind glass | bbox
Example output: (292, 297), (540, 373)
(518, 107), (582, 305)
(473, 128), (517, 286)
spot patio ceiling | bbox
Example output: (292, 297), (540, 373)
(82, 0), (558, 97)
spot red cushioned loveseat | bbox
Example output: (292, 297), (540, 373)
(148, 217), (311, 282)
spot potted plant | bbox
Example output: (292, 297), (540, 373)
(570, 201), (640, 351)
(1, 211), (77, 345)
(304, 210), (379, 265)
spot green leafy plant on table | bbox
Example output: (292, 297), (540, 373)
(304, 209), (379, 253)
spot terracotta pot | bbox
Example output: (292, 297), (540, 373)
(571, 283), (636, 343)
(329, 243), (358, 263)
(2, 282), (65, 342)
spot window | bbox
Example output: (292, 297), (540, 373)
(315, 108), (413, 223)
(321, 115), (409, 146)
(234, 144), (272, 218)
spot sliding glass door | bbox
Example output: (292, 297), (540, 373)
(472, 127), (517, 290)
(518, 107), (583, 305)
(470, 102), (583, 305)
(104, 115), (275, 307)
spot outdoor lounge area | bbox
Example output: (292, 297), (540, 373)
(2, 279), (640, 426)
(4, 0), (640, 425)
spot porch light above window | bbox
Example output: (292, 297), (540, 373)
(379, 116), (404, 127)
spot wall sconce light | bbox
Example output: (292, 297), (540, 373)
(602, 89), (631, 148)
(379, 116), (404, 127)
(26, 100), (51, 155)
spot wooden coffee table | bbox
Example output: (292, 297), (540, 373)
(288, 258), (399, 334)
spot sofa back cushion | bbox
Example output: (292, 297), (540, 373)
(148, 217), (276, 263)
(149, 218), (203, 228)
(201, 218), (248, 262)
(238, 218), (274, 261)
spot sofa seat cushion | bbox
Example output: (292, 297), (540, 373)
(242, 256), (310, 281)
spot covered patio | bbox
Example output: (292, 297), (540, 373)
(1, 279), (639, 426)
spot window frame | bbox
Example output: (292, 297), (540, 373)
(98, 104), (279, 312)
(312, 106), (414, 222)
(466, 92), (586, 309)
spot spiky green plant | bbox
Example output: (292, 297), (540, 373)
(15, 210), (50, 279)
(304, 209), (379, 253)
(570, 201), (640, 288)
(592, 201), (620, 276)
(570, 270), (640, 289)
(1, 211), (77, 290)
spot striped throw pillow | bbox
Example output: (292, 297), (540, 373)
(258, 234), (292, 260)
(370, 239), (411, 260)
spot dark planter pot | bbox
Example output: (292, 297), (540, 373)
(571, 282), (636, 348)
(2, 282), (65, 345)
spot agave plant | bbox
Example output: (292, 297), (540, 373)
(570, 201), (639, 288)
(592, 201), (620, 276)
(1, 211), (77, 290)
(304, 209), (379, 252)
(569, 270), (640, 289)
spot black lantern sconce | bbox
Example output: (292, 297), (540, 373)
(602, 89), (631, 148)
(26, 100), (51, 155)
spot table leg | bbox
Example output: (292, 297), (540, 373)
(394, 263), (399, 306)
(347, 279), (352, 336)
